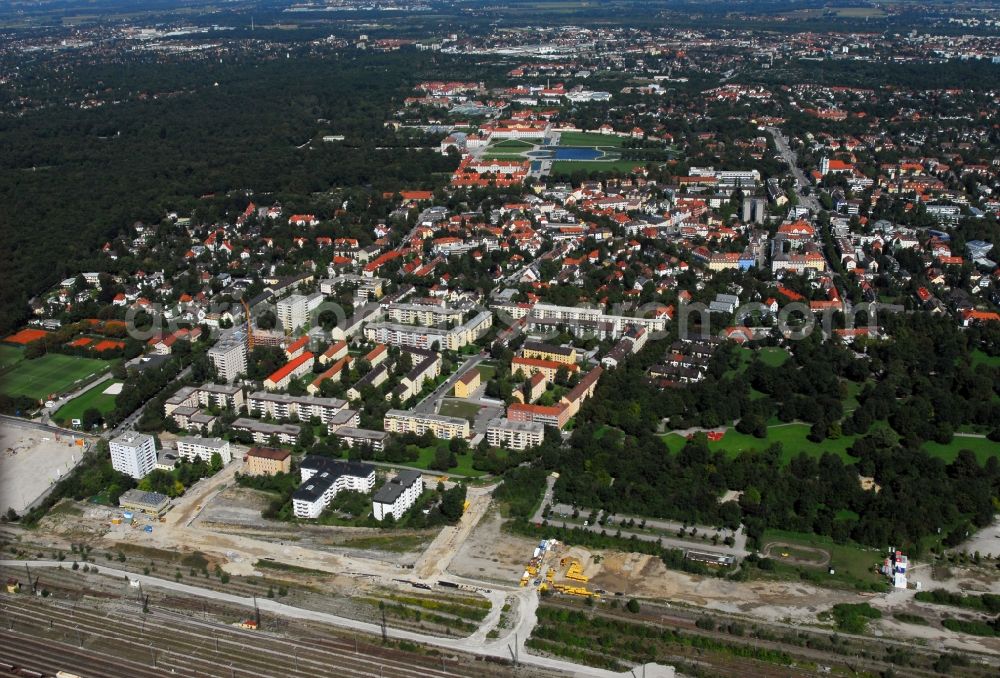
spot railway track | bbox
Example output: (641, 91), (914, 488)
(0, 594), (516, 678)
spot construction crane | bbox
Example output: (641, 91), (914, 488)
(241, 296), (255, 350)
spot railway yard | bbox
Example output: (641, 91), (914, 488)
(0, 562), (542, 678)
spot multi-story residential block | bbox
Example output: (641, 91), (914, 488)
(109, 431), (157, 480)
(333, 426), (389, 451)
(363, 311), (492, 351)
(372, 469), (423, 521)
(511, 355), (578, 384)
(385, 300), (464, 326)
(264, 352), (315, 391)
(520, 341), (576, 365)
(175, 436), (232, 465)
(208, 329), (248, 382)
(276, 292), (323, 331)
(247, 391), (348, 424)
(506, 402), (571, 429)
(292, 457), (376, 519)
(453, 368), (481, 398)
(383, 409), (470, 439)
(231, 418), (300, 445)
(486, 417), (544, 450)
(244, 447), (291, 476)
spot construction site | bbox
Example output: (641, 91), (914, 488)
(3, 448), (1000, 677)
(0, 418), (89, 516)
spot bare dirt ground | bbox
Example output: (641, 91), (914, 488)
(448, 509), (538, 585)
(197, 485), (436, 566)
(958, 514), (1000, 558)
(0, 424), (88, 514)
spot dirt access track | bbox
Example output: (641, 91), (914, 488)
(761, 541), (831, 568)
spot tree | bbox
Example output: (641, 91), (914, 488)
(81, 407), (103, 431)
(210, 452), (223, 474)
(439, 484), (466, 523)
(626, 598), (640, 614)
(257, 311), (277, 330)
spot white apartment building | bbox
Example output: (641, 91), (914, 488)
(385, 301), (464, 326)
(109, 431), (157, 480)
(384, 409), (470, 440)
(207, 329), (248, 383)
(277, 292), (324, 331)
(372, 469), (424, 521)
(486, 417), (545, 450)
(292, 458), (376, 519)
(530, 302), (667, 336)
(175, 436), (232, 465)
(363, 310), (492, 351)
(247, 391), (348, 425)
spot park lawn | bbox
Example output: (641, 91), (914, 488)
(759, 528), (887, 591)
(483, 151), (528, 159)
(0, 353), (110, 400)
(0, 345), (24, 370)
(662, 422), (865, 464)
(920, 436), (1000, 464)
(971, 349), (1000, 368)
(758, 346), (790, 367)
(490, 138), (538, 149)
(732, 346), (789, 375)
(558, 131), (626, 147)
(53, 380), (123, 425)
(550, 159), (649, 175)
(477, 363), (497, 382)
(439, 399), (483, 421)
(407, 445), (485, 478)
(843, 380), (866, 412)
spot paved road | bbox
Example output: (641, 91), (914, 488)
(532, 474), (747, 558)
(0, 413), (87, 439)
(767, 126), (820, 213)
(0, 560), (670, 677)
(107, 364), (192, 439)
(414, 354), (486, 415)
(39, 371), (113, 425)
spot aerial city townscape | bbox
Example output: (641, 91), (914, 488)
(2, 0), (1000, 676)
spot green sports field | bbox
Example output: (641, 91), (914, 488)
(0, 353), (110, 400)
(53, 380), (123, 425)
(0, 345), (24, 370)
(557, 131), (626, 147)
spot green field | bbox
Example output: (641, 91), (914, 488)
(664, 419), (999, 466)
(439, 399), (483, 422)
(558, 131), (626, 147)
(759, 528), (887, 591)
(0, 353), (110, 400)
(409, 445), (485, 477)
(490, 138), (538, 149)
(483, 151), (530, 160)
(53, 380), (122, 425)
(971, 349), (1000, 368)
(477, 363), (497, 382)
(662, 422), (873, 463)
(920, 435), (1000, 464)
(0, 345), (24, 370)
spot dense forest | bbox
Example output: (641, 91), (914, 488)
(545, 313), (1000, 552)
(0, 49), (486, 334)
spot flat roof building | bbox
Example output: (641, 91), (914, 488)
(293, 457), (376, 519)
(373, 469), (423, 521)
(118, 488), (169, 516)
(244, 447), (291, 476)
(109, 431), (157, 480)
(486, 417), (544, 450)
